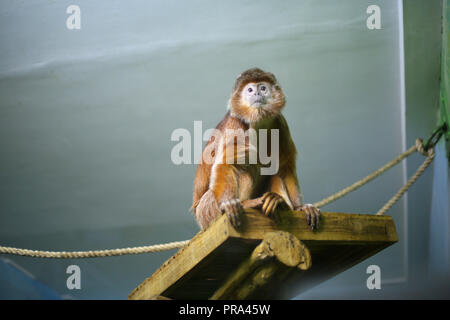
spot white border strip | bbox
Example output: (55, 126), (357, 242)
(381, 0), (408, 286)
(397, 0), (409, 284)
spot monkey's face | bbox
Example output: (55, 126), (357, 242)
(229, 68), (285, 123)
(241, 82), (272, 108)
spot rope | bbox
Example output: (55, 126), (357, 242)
(0, 240), (190, 259)
(314, 138), (435, 215)
(313, 144), (417, 208)
(376, 142), (435, 215)
(0, 136), (439, 258)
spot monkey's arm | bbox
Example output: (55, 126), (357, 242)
(265, 161), (319, 230)
(264, 115), (303, 210)
(282, 166), (303, 210)
(282, 161), (321, 230)
(268, 115), (320, 229)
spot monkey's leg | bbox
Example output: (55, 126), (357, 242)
(219, 199), (242, 228)
(195, 190), (221, 230)
(261, 192), (284, 217)
(260, 175), (289, 217)
(238, 171), (254, 201)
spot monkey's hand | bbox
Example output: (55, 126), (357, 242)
(261, 192), (284, 217)
(220, 199), (243, 229)
(296, 204), (321, 231)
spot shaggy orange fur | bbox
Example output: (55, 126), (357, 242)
(192, 68), (307, 230)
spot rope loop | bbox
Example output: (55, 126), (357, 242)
(415, 138), (427, 156)
(416, 138), (435, 157)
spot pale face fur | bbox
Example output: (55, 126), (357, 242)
(241, 82), (273, 108)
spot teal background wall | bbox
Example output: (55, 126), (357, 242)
(0, 0), (447, 299)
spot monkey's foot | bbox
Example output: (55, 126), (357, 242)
(297, 204), (321, 231)
(261, 192), (284, 217)
(220, 199), (243, 229)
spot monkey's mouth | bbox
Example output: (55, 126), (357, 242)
(250, 97), (266, 108)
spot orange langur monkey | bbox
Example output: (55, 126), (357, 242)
(191, 68), (320, 230)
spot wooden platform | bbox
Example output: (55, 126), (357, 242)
(129, 209), (398, 300)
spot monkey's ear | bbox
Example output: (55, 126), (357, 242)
(226, 98), (233, 110)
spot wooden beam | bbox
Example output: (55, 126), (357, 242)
(210, 231), (311, 300)
(232, 209), (398, 243)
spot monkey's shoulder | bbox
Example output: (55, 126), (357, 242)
(217, 111), (249, 131)
(250, 113), (289, 131)
(202, 112), (247, 150)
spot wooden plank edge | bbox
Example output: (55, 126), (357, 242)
(229, 209), (398, 243)
(128, 215), (234, 300)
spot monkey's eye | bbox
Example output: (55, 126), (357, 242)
(260, 85), (266, 91)
(248, 87), (253, 93)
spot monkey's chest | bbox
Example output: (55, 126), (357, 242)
(234, 127), (287, 172)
